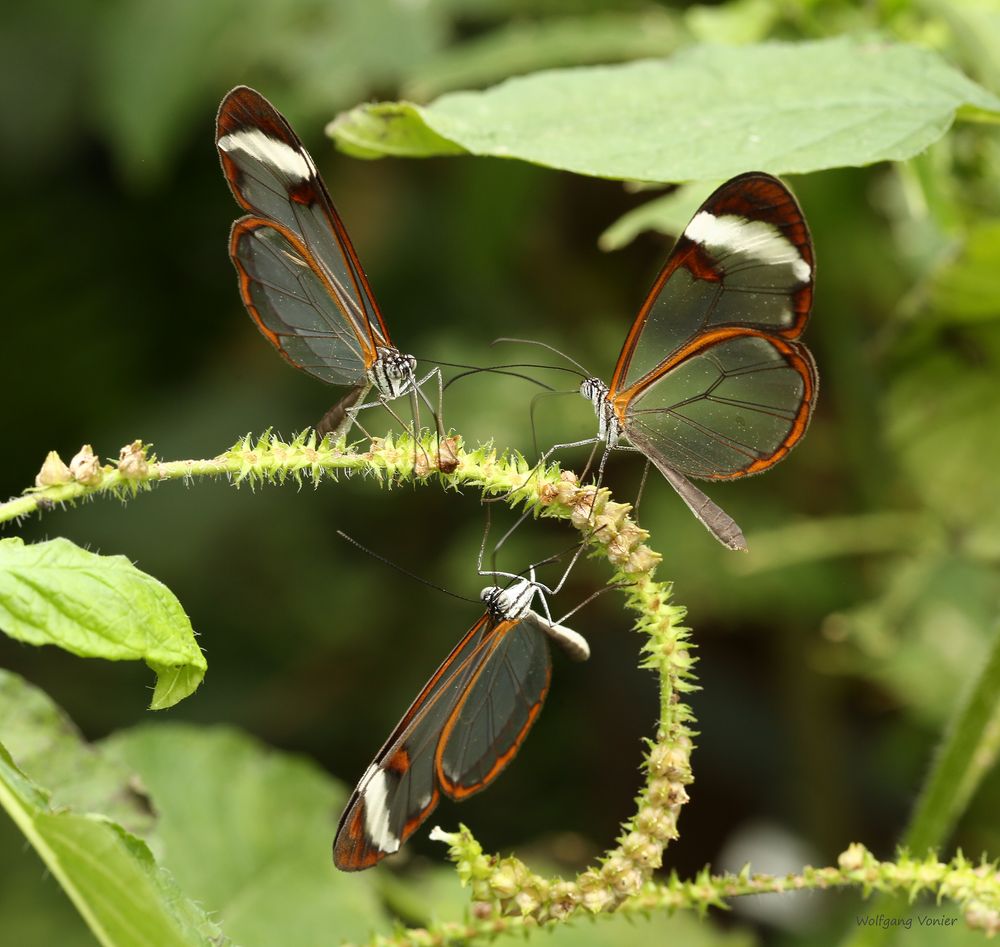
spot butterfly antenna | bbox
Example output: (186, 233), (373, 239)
(336, 530), (480, 605)
(554, 580), (628, 626)
(527, 388), (580, 457)
(442, 366), (557, 393)
(491, 337), (593, 377)
(417, 356), (580, 378)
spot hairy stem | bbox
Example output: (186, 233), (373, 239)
(7, 433), (1000, 945)
(352, 846), (1000, 947)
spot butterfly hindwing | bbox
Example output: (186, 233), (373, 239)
(437, 618), (551, 799)
(229, 217), (374, 385)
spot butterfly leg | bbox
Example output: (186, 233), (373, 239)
(405, 386), (434, 473)
(414, 367), (457, 473)
(498, 435), (604, 507)
(632, 457), (652, 526)
(315, 382), (373, 442)
(332, 389), (405, 447)
(482, 435), (605, 577)
(584, 440), (660, 523)
(475, 506), (523, 587)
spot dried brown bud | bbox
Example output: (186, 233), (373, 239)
(117, 440), (149, 479)
(69, 445), (103, 485)
(35, 451), (72, 487)
(437, 436), (459, 473)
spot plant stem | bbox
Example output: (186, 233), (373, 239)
(8, 433), (1000, 945)
(905, 622), (1000, 854)
(351, 846), (1000, 947)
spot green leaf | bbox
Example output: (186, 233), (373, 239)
(329, 38), (1000, 182)
(929, 221), (1000, 322)
(0, 537), (206, 709)
(683, 0), (778, 45)
(104, 724), (389, 946)
(0, 673), (223, 947)
(904, 622), (1000, 855)
(598, 183), (721, 251)
(331, 102), (467, 159)
(0, 669), (153, 836)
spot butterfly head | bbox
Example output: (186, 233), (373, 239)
(579, 377), (607, 405)
(370, 348), (417, 399)
(480, 577), (539, 623)
(579, 377), (621, 447)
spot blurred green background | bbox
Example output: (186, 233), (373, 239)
(1, 0), (999, 944)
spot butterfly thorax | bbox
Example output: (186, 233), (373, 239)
(368, 348), (417, 400)
(480, 578), (538, 623)
(579, 378), (622, 448)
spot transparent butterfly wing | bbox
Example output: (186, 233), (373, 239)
(333, 615), (494, 870)
(437, 619), (551, 799)
(623, 332), (817, 480)
(230, 217), (372, 385)
(217, 86), (390, 381)
(610, 173), (817, 481)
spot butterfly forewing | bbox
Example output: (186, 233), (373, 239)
(333, 615), (493, 870)
(334, 614), (549, 871)
(437, 619), (550, 799)
(609, 172), (817, 482)
(216, 86), (390, 380)
(610, 173), (814, 396)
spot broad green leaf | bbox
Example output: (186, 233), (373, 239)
(929, 221), (1000, 322)
(0, 669), (153, 835)
(732, 512), (934, 575)
(0, 675), (223, 947)
(404, 11), (681, 101)
(332, 102), (467, 160)
(598, 182), (720, 251)
(104, 724), (389, 946)
(0, 812), (96, 947)
(329, 38), (1000, 182)
(0, 537), (206, 709)
(904, 623), (1000, 855)
(684, 0), (778, 45)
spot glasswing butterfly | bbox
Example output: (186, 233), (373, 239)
(215, 86), (442, 441)
(333, 568), (588, 871)
(530, 173), (817, 552)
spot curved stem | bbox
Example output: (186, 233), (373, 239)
(6, 432), (1000, 945)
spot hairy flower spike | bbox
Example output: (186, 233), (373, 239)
(10, 431), (1000, 947)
